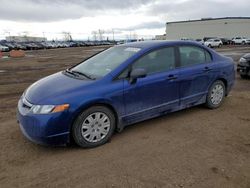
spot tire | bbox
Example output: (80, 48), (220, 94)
(240, 74), (249, 79)
(72, 106), (116, 148)
(205, 80), (225, 109)
(208, 44), (212, 48)
(242, 41), (246, 45)
(218, 44), (222, 48)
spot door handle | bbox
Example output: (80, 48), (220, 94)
(203, 66), (212, 72)
(167, 74), (178, 80)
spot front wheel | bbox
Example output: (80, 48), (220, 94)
(72, 106), (116, 148)
(205, 80), (225, 109)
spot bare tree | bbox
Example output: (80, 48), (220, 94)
(62, 32), (72, 41)
(98, 29), (105, 41)
(92, 31), (98, 41)
(132, 32), (138, 40)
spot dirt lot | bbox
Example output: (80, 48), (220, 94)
(0, 46), (250, 188)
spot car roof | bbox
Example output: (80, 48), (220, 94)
(120, 40), (203, 50)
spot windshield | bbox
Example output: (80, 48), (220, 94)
(71, 46), (141, 79)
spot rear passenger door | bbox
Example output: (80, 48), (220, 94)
(123, 47), (179, 121)
(177, 45), (217, 107)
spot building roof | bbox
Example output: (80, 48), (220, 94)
(166, 17), (250, 25)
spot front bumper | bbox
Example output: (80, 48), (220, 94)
(17, 99), (71, 146)
(237, 64), (250, 76)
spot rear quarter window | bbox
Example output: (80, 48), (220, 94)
(205, 50), (212, 62)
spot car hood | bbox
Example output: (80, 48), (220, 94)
(25, 72), (94, 104)
(243, 53), (250, 61)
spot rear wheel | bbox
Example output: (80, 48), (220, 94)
(242, 41), (246, 45)
(206, 80), (225, 109)
(72, 106), (116, 148)
(218, 44), (222, 48)
(208, 44), (212, 48)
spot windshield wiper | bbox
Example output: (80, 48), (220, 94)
(65, 69), (96, 80)
(65, 69), (78, 77)
(71, 70), (96, 80)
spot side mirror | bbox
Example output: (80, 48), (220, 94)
(129, 68), (147, 84)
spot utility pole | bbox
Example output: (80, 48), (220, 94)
(112, 29), (115, 41)
(92, 31), (97, 41)
(42, 32), (46, 41)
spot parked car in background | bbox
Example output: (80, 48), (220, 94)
(237, 53), (250, 79)
(181, 38), (195, 42)
(77, 41), (86, 47)
(204, 38), (223, 48)
(2, 42), (15, 50)
(23, 42), (39, 50)
(220, 38), (232, 45)
(14, 43), (27, 50)
(203, 37), (217, 42)
(1, 40), (115, 51)
(17, 41), (235, 148)
(195, 39), (204, 45)
(232, 37), (248, 45)
(0, 44), (9, 52)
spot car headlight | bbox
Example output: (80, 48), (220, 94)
(30, 104), (69, 114)
(240, 57), (247, 63)
(239, 57), (248, 66)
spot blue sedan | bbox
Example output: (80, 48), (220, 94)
(17, 41), (235, 148)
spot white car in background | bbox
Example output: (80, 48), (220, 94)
(204, 38), (223, 48)
(0, 45), (9, 52)
(232, 37), (248, 45)
(195, 39), (204, 45)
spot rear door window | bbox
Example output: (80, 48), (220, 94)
(179, 46), (211, 67)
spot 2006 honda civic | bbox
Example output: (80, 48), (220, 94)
(17, 41), (235, 148)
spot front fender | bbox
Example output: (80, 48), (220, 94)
(68, 97), (124, 133)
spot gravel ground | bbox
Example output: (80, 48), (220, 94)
(0, 45), (249, 188)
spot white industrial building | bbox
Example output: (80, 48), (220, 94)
(155, 34), (166, 40)
(6, 36), (47, 42)
(165, 17), (250, 40)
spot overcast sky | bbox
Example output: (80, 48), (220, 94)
(0, 0), (249, 40)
